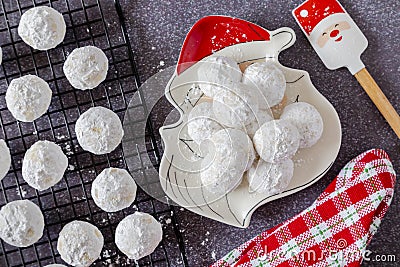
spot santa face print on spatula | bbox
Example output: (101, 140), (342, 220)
(293, 0), (400, 138)
(293, 0), (368, 74)
(317, 20), (350, 47)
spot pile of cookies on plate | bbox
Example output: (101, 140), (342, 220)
(0, 6), (162, 267)
(188, 56), (323, 195)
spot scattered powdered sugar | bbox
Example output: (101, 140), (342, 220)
(64, 143), (73, 156)
(294, 156), (314, 167)
(294, 158), (306, 167)
(72, 195), (86, 201)
(16, 187), (27, 198)
(102, 249), (113, 264)
(229, 46), (244, 62)
(56, 134), (67, 140)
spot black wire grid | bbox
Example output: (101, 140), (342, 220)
(0, 0), (188, 266)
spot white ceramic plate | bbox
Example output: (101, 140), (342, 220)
(159, 16), (341, 228)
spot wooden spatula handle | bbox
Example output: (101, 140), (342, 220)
(354, 68), (400, 138)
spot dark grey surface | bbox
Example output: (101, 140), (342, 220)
(121, 0), (399, 266)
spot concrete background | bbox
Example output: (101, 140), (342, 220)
(120, 0), (399, 266)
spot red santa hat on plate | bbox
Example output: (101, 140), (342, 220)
(293, 0), (346, 36)
(177, 16), (271, 75)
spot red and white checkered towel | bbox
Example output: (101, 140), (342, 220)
(212, 149), (396, 267)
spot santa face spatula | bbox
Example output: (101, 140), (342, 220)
(293, 0), (400, 138)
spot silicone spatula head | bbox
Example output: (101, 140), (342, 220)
(293, 0), (368, 74)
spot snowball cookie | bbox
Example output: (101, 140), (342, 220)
(187, 102), (223, 144)
(45, 265), (67, 267)
(75, 106), (124, 155)
(201, 128), (255, 194)
(18, 6), (66, 50)
(0, 200), (44, 247)
(115, 212), (162, 260)
(64, 46), (108, 90)
(6, 75), (52, 122)
(213, 82), (259, 128)
(0, 140), (11, 181)
(253, 120), (300, 163)
(245, 108), (273, 138)
(197, 56), (242, 97)
(22, 140), (68, 191)
(57, 221), (104, 267)
(91, 168), (137, 212)
(243, 61), (286, 107)
(247, 158), (294, 195)
(281, 102), (324, 148)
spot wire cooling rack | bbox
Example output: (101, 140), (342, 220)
(0, 0), (188, 266)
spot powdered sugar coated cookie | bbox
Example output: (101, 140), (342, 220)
(63, 46), (108, 90)
(247, 158), (294, 195)
(197, 56), (242, 97)
(22, 140), (68, 191)
(0, 200), (44, 247)
(75, 107), (123, 155)
(281, 102), (323, 148)
(253, 120), (300, 163)
(6, 75), (52, 122)
(18, 6), (66, 50)
(91, 168), (137, 212)
(115, 212), (162, 260)
(57, 221), (104, 267)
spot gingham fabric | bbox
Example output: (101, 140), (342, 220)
(212, 149), (396, 267)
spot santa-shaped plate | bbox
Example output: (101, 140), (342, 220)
(159, 16), (341, 228)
